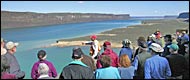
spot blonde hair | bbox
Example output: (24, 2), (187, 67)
(119, 54), (131, 68)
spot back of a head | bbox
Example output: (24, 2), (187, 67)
(164, 34), (172, 42)
(122, 39), (131, 48)
(37, 50), (47, 60)
(103, 41), (111, 49)
(138, 36), (146, 45)
(119, 54), (131, 68)
(100, 55), (111, 68)
(38, 63), (49, 75)
(72, 47), (84, 59)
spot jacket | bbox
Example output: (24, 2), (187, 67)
(96, 48), (119, 68)
(59, 60), (95, 79)
(4, 52), (25, 79)
(81, 54), (96, 71)
(31, 60), (57, 79)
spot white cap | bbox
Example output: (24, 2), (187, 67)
(6, 41), (19, 50)
(149, 43), (164, 52)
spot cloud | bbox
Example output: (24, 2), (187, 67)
(78, 1), (84, 4)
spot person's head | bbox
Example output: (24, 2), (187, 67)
(38, 63), (49, 75)
(72, 47), (84, 60)
(164, 34), (172, 43)
(90, 35), (97, 41)
(149, 43), (164, 55)
(167, 43), (179, 53)
(184, 42), (189, 54)
(182, 31), (186, 36)
(37, 50), (47, 61)
(103, 41), (111, 50)
(137, 36), (146, 46)
(100, 55), (111, 68)
(1, 38), (5, 48)
(119, 54), (131, 68)
(122, 39), (131, 48)
(139, 42), (148, 52)
(5, 41), (19, 54)
(1, 55), (10, 72)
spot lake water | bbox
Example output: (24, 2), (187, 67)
(1, 18), (161, 79)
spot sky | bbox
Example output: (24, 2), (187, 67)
(1, 1), (189, 16)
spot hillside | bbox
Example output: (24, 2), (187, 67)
(178, 12), (189, 18)
(1, 11), (130, 29)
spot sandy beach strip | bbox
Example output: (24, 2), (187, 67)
(44, 19), (189, 49)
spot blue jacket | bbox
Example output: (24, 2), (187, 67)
(119, 47), (133, 61)
(95, 66), (121, 79)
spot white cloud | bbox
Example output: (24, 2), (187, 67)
(78, 1), (84, 4)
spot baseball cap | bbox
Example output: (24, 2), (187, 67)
(90, 35), (97, 39)
(103, 41), (111, 47)
(5, 41), (19, 50)
(149, 43), (164, 52)
(72, 47), (83, 59)
(167, 44), (179, 51)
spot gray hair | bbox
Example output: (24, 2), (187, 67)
(38, 63), (49, 75)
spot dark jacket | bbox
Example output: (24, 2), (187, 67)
(81, 54), (96, 71)
(162, 42), (172, 57)
(59, 60), (95, 79)
(4, 53), (25, 79)
(166, 54), (188, 77)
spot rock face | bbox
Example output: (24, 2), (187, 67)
(178, 12), (189, 18)
(1, 11), (130, 29)
(164, 15), (178, 19)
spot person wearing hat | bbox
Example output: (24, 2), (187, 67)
(165, 43), (188, 79)
(119, 39), (133, 62)
(144, 43), (171, 79)
(59, 47), (95, 79)
(96, 41), (119, 68)
(132, 42), (151, 79)
(4, 41), (25, 79)
(162, 34), (173, 57)
(82, 35), (101, 60)
(1, 38), (7, 55)
(31, 50), (57, 79)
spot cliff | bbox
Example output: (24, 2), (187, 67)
(1, 11), (130, 29)
(178, 12), (189, 19)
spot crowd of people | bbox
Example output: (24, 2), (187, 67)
(1, 29), (189, 79)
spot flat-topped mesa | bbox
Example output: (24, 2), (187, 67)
(1, 11), (130, 29)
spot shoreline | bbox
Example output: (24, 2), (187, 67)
(43, 19), (189, 49)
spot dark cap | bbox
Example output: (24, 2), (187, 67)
(164, 34), (172, 39)
(37, 50), (46, 59)
(103, 41), (111, 47)
(72, 47), (84, 59)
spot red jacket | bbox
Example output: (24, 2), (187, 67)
(96, 48), (119, 68)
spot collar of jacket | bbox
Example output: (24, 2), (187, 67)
(69, 60), (88, 67)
